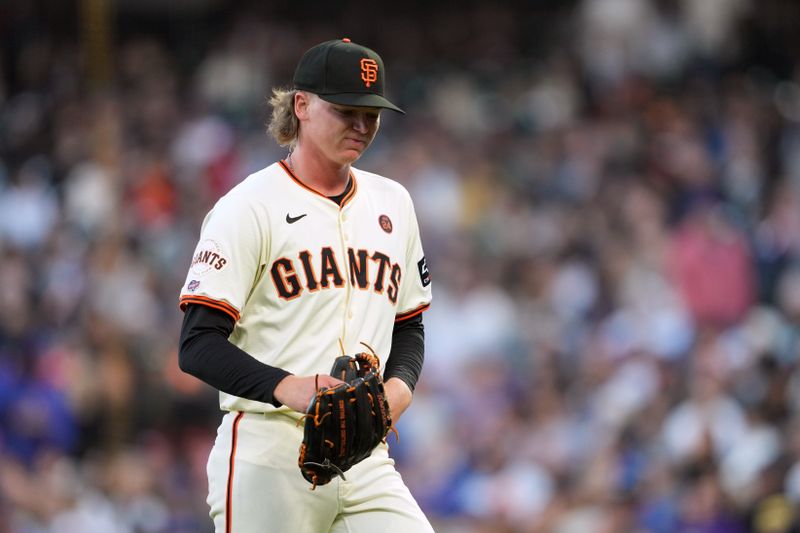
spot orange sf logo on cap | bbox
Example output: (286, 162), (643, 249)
(360, 58), (378, 88)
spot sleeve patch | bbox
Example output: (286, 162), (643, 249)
(417, 256), (431, 287)
(190, 239), (230, 276)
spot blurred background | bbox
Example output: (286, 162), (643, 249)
(2, 0), (800, 531)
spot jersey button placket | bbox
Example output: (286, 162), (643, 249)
(341, 211), (350, 241)
(338, 207), (352, 340)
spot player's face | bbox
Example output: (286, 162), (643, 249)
(299, 93), (381, 166)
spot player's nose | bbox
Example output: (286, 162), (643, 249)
(352, 114), (369, 133)
(351, 111), (377, 133)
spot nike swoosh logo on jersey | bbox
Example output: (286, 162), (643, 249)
(286, 213), (307, 224)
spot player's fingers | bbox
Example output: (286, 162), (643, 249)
(277, 375), (348, 412)
(315, 374), (345, 388)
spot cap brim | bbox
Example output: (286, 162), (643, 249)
(318, 93), (405, 114)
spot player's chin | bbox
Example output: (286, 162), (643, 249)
(341, 148), (365, 164)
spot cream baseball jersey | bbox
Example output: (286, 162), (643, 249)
(179, 161), (431, 415)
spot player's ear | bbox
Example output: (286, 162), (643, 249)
(294, 91), (312, 121)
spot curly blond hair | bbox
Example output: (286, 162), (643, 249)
(267, 88), (299, 148)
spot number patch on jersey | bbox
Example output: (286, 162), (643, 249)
(378, 214), (393, 233)
(190, 239), (229, 275)
(418, 257), (431, 287)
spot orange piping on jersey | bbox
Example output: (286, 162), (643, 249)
(179, 295), (241, 322)
(395, 302), (430, 322)
(319, 246), (346, 288)
(370, 251), (392, 295)
(339, 173), (358, 207)
(278, 160), (358, 208)
(348, 248), (370, 290)
(297, 249), (321, 292)
(270, 257), (304, 301)
(387, 263), (402, 304)
(226, 411), (245, 533)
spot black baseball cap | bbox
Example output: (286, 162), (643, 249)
(293, 38), (404, 114)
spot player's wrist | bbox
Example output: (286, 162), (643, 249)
(384, 377), (412, 421)
(272, 373), (296, 406)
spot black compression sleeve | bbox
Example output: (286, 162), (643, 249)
(178, 304), (291, 407)
(383, 313), (425, 393)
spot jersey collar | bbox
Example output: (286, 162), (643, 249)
(278, 160), (358, 208)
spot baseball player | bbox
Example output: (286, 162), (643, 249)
(178, 38), (434, 532)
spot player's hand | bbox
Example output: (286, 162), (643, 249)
(274, 374), (345, 413)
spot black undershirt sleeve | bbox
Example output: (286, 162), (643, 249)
(384, 313), (425, 393)
(178, 303), (426, 405)
(178, 304), (291, 407)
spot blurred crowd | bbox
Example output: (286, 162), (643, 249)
(2, 0), (800, 531)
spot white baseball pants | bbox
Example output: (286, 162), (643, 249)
(206, 411), (435, 533)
